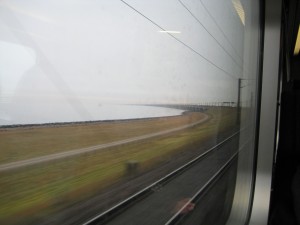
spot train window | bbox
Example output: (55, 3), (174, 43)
(0, 0), (261, 224)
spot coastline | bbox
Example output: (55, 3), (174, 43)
(0, 111), (191, 130)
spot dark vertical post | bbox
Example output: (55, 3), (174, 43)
(237, 78), (241, 125)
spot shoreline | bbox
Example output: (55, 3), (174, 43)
(0, 111), (193, 130)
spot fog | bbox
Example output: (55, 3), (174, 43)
(0, 0), (245, 124)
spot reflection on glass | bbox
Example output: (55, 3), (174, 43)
(0, 0), (260, 224)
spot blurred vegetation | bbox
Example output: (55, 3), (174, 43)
(0, 107), (237, 224)
(0, 112), (205, 164)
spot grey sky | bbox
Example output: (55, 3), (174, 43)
(0, 0), (246, 124)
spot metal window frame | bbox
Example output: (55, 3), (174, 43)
(248, 0), (282, 224)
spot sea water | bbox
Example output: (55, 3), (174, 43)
(0, 101), (185, 126)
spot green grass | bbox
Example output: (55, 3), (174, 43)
(0, 107), (238, 224)
(0, 112), (205, 164)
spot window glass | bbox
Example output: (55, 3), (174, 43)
(0, 1), (261, 224)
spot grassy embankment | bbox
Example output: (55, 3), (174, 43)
(0, 107), (238, 224)
(0, 112), (206, 164)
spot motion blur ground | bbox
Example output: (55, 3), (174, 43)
(0, 107), (238, 225)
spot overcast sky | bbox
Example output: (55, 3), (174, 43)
(0, 0), (246, 124)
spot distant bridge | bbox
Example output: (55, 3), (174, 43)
(148, 102), (236, 112)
